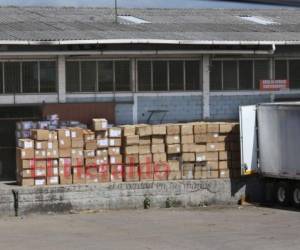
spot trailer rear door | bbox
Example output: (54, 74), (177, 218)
(239, 105), (258, 175)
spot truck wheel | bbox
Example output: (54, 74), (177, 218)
(274, 182), (291, 206)
(291, 184), (300, 209)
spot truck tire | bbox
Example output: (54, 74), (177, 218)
(274, 182), (291, 206)
(291, 183), (300, 209)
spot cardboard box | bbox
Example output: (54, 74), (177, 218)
(46, 176), (59, 185)
(153, 153), (167, 163)
(96, 149), (108, 157)
(85, 140), (97, 150)
(140, 163), (153, 173)
(16, 159), (36, 170)
(194, 123), (207, 134)
(35, 149), (47, 159)
(194, 134), (207, 144)
(140, 171), (154, 181)
(201, 161), (219, 171)
(84, 150), (95, 158)
(97, 138), (109, 148)
(18, 139), (34, 149)
(48, 131), (58, 141)
(152, 144), (165, 154)
(167, 144), (181, 154)
(69, 128), (83, 140)
(47, 159), (58, 168)
(124, 154), (139, 164)
(219, 161), (231, 170)
(123, 135), (139, 146)
(200, 169), (219, 179)
(96, 131), (108, 139)
(168, 171), (181, 180)
(85, 174), (99, 184)
(181, 124), (193, 135)
(153, 171), (168, 181)
(31, 129), (49, 141)
(196, 152), (218, 162)
(71, 148), (83, 159)
(168, 160), (180, 172)
(139, 136), (151, 145)
(121, 125), (136, 136)
(182, 153), (195, 162)
(72, 157), (84, 167)
(93, 118), (108, 131)
(98, 164), (110, 174)
(34, 167), (46, 177)
(124, 166), (140, 182)
(182, 144), (206, 153)
(219, 169), (229, 178)
(110, 164), (123, 182)
(110, 154), (123, 165)
(95, 156), (109, 165)
(59, 148), (71, 158)
(98, 171), (110, 183)
(151, 135), (164, 144)
(72, 167), (85, 184)
(167, 124), (180, 135)
(108, 147), (120, 156)
(124, 145), (139, 155)
(206, 143), (226, 152)
(153, 162), (169, 172)
(206, 133), (226, 143)
(59, 138), (71, 149)
(18, 178), (35, 186)
(46, 149), (59, 159)
(59, 158), (71, 168)
(139, 145), (151, 155)
(152, 125), (166, 135)
(35, 178), (46, 186)
(71, 139), (84, 148)
(34, 141), (48, 150)
(57, 129), (71, 139)
(139, 154), (152, 164)
(207, 123), (220, 133)
(19, 169), (34, 178)
(182, 163), (194, 180)
(109, 138), (122, 147)
(109, 127), (122, 138)
(181, 135), (194, 144)
(136, 125), (152, 137)
(166, 135), (180, 144)
(16, 148), (34, 159)
(219, 151), (231, 161)
(85, 167), (98, 182)
(83, 130), (95, 142)
(219, 123), (239, 133)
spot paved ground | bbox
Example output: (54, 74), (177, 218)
(0, 206), (299, 250)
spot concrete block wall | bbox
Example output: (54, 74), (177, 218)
(210, 94), (271, 120)
(137, 95), (203, 124)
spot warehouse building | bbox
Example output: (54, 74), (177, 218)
(1, 6), (300, 179)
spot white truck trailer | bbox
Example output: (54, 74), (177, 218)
(240, 103), (300, 208)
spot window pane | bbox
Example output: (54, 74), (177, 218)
(169, 61), (184, 90)
(138, 61), (151, 91)
(5, 62), (20, 93)
(186, 60), (201, 90)
(254, 60), (269, 89)
(210, 61), (222, 90)
(223, 61), (237, 90)
(81, 61), (96, 92)
(239, 60), (253, 90)
(153, 61), (167, 91)
(289, 60), (300, 89)
(275, 60), (288, 80)
(40, 61), (56, 93)
(22, 62), (38, 93)
(98, 61), (113, 92)
(66, 61), (80, 92)
(115, 61), (131, 91)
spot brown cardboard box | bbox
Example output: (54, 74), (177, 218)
(98, 172), (110, 183)
(109, 154), (122, 164)
(34, 178), (46, 186)
(196, 152), (218, 162)
(16, 148), (34, 159)
(18, 139), (34, 149)
(182, 153), (195, 162)
(168, 171), (181, 180)
(85, 140), (97, 150)
(96, 131), (108, 139)
(85, 167), (98, 183)
(206, 143), (226, 152)
(182, 144), (206, 153)
(152, 135), (165, 144)
(59, 148), (71, 158)
(168, 160), (180, 172)
(96, 149), (108, 157)
(93, 118), (108, 131)
(219, 169), (229, 178)
(59, 158), (71, 168)
(35, 149), (47, 159)
(98, 164), (110, 174)
(46, 149), (59, 159)
(72, 157), (84, 167)
(140, 162), (153, 173)
(108, 147), (121, 155)
(207, 123), (220, 133)
(71, 148), (84, 159)
(59, 138), (71, 149)
(194, 123), (207, 134)
(121, 125), (136, 136)
(182, 163), (194, 180)
(124, 145), (139, 155)
(219, 151), (231, 161)
(153, 162), (169, 172)
(153, 171), (168, 181)
(85, 157), (97, 167)
(194, 134), (207, 143)
(140, 171), (154, 181)
(97, 138), (109, 148)
(84, 150), (95, 158)
(181, 124), (193, 135)
(194, 168), (203, 180)
(219, 161), (231, 170)
(57, 129), (71, 139)
(124, 154), (139, 164)
(206, 133), (226, 143)
(109, 138), (122, 147)
(69, 128), (83, 140)
(219, 123), (239, 133)
(202, 161), (219, 171)
(16, 159), (36, 170)
(110, 164), (123, 182)
(139, 154), (152, 164)
(139, 136), (151, 145)
(34, 167), (47, 177)
(136, 125), (152, 137)
(31, 129), (49, 141)
(72, 167), (85, 184)
(181, 135), (194, 144)
(48, 131), (58, 141)
(167, 144), (181, 154)
(19, 178), (35, 186)
(152, 144), (165, 154)
(139, 145), (151, 155)
(201, 169), (219, 179)
(46, 159), (58, 169)
(167, 124), (180, 135)
(95, 156), (109, 165)
(166, 135), (180, 144)
(83, 130), (95, 142)
(85, 174), (99, 184)
(123, 135), (139, 146)
(19, 169), (34, 178)
(47, 141), (58, 150)
(109, 127), (122, 138)
(47, 176), (59, 185)
(153, 153), (167, 163)
(124, 166), (140, 182)
(152, 125), (166, 135)
(71, 139), (84, 148)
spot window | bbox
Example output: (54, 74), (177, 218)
(186, 61), (201, 90)
(289, 60), (300, 89)
(22, 62), (38, 93)
(254, 60), (269, 89)
(169, 61), (184, 90)
(275, 60), (287, 80)
(115, 61), (131, 91)
(81, 61), (96, 92)
(98, 61), (113, 92)
(40, 61), (56, 93)
(5, 62), (21, 93)
(153, 61), (168, 91)
(223, 61), (238, 90)
(210, 61), (222, 91)
(66, 61), (80, 92)
(239, 61), (253, 90)
(138, 61), (151, 91)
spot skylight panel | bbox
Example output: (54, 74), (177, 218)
(238, 15), (278, 25)
(118, 15), (150, 24)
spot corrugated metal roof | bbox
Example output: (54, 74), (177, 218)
(0, 6), (299, 43)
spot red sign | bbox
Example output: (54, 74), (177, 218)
(260, 80), (289, 91)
